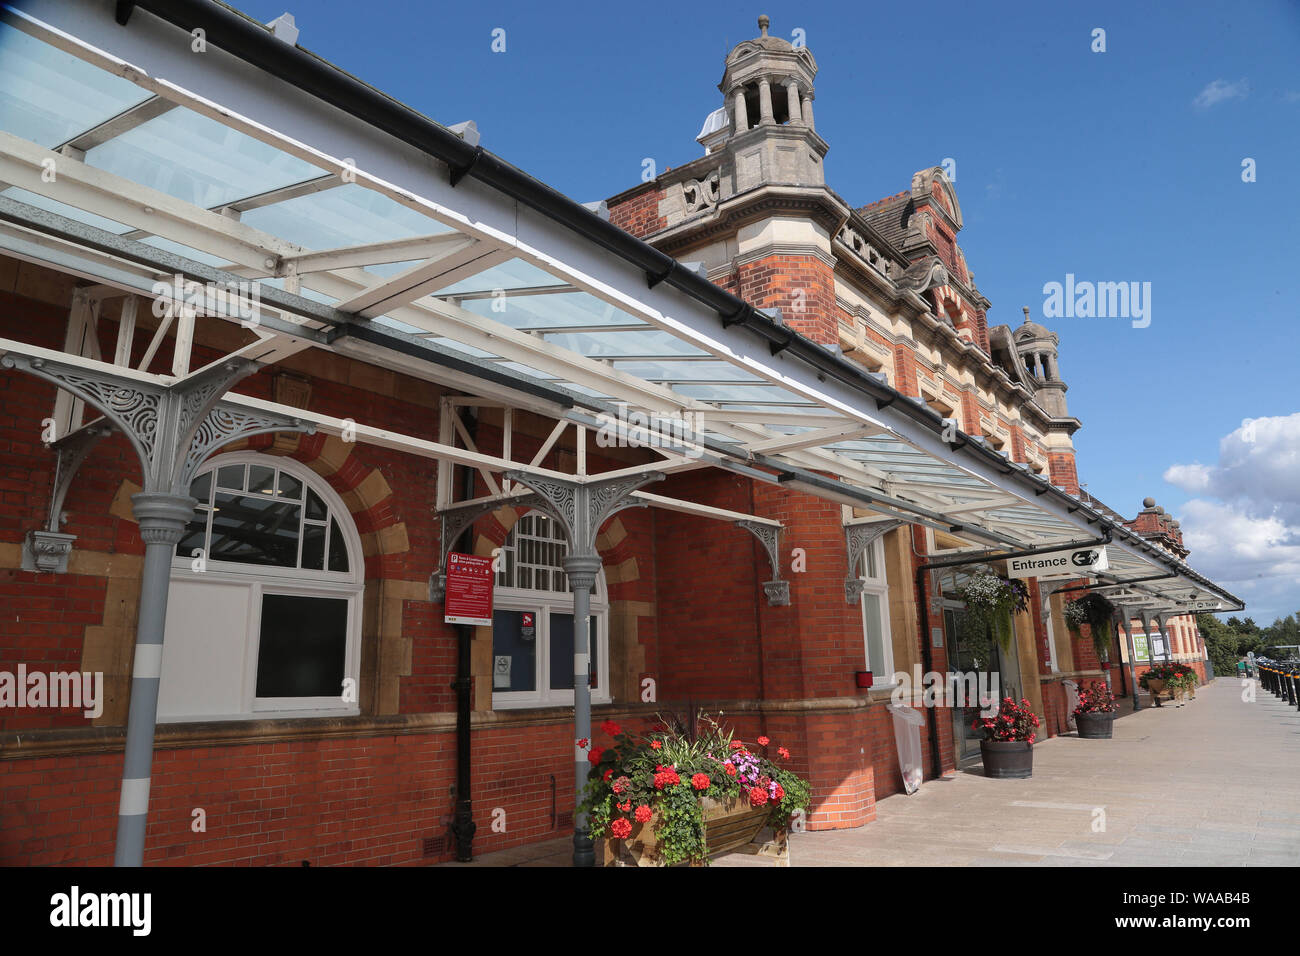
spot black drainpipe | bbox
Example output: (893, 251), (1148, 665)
(913, 533), (1111, 781)
(451, 406), (478, 862)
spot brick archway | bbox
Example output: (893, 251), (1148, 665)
(91, 430), (417, 722)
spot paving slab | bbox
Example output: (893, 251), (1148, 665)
(441, 678), (1300, 867)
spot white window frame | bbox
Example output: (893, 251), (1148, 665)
(859, 535), (895, 685)
(163, 452), (364, 722)
(491, 511), (610, 710)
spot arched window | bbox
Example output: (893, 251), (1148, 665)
(491, 511), (609, 709)
(158, 453), (364, 722)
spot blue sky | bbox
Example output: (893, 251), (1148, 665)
(234, 0), (1300, 621)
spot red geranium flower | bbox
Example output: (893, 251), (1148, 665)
(653, 768), (681, 790)
(618, 800), (631, 812)
(650, 740), (662, 750)
(587, 747), (603, 764)
(778, 747), (790, 760)
(730, 740), (744, 750)
(601, 720), (621, 737)
(748, 786), (768, 807)
(691, 773), (710, 791)
(757, 736), (770, 747)
(774, 784), (785, 801)
(603, 768), (614, 781)
(610, 818), (632, 840)
(723, 762), (737, 776)
(634, 805), (652, 823)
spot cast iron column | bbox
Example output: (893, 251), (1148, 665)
(504, 468), (664, 867)
(564, 553), (604, 867)
(1, 350), (310, 866)
(115, 492), (195, 865)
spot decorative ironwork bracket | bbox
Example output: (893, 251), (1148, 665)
(736, 520), (789, 607)
(843, 520), (903, 603)
(45, 419), (114, 532)
(502, 470), (665, 558)
(2, 350), (312, 570)
(1, 354), (314, 492)
(429, 493), (542, 603)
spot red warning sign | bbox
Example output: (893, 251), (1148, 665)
(444, 552), (494, 626)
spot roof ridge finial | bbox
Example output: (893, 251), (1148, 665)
(1022, 306), (1031, 324)
(758, 14), (770, 36)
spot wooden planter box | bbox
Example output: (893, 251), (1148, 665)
(598, 796), (789, 867)
(1143, 676), (1168, 706)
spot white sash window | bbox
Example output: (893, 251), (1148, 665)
(159, 453), (364, 722)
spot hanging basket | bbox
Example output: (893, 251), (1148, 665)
(1064, 592), (1116, 660)
(956, 567), (1030, 664)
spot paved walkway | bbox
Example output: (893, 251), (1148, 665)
(445, 678), (1300, 867)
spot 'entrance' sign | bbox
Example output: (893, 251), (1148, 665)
(1006, 545), (1108, 580)
(445, 552), (494, 626)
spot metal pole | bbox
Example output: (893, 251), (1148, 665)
(114, 492), (195, 867)
(1121, 610), (1140, 711)
(564, 554), (603, 868)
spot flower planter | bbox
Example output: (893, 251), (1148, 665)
(598, 795), (785, 867)
(980, 739), (1033, 778)
(1144, 677), (1167, 706)
(1074, 711), (1116, 738)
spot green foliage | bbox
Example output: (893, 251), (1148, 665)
(956, 568), (1030, 666)
(1139, 662), (1195, 689)
(1197, 613), (1240, 678)
(1064, 592), (1116, 662)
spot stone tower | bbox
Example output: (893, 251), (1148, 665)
(1014, 306), (1069, 418)
(698, 15), (828, 190)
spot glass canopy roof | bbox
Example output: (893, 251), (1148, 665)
(0, 9), (1240, 614)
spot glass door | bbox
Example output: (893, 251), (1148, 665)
(944, 605), (987, 765)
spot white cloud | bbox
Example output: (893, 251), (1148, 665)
(1164, 414), (1300, 623)
(1164, 462), (1211, 493)
(1193, 78), (1249, 110)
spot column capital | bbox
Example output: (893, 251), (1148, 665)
(131, 492), (196, 546)
(562, 554), (604, 590)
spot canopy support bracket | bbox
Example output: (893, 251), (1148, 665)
(737, 519), (789, 607)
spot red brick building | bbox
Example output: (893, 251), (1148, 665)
(0, 5), (1239, 867)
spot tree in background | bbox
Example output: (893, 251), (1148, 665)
(1199, 613), (1242, 678)
(1200, 612), (1300, 673)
